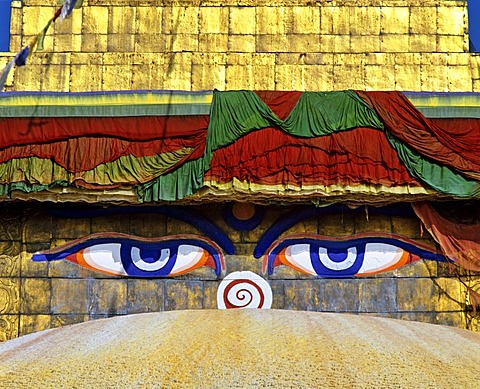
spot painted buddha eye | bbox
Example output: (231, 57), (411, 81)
(32, 233), (225, 277)
(264, 234), (446, 278)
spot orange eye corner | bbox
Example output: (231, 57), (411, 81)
(264, 235), (445, 278)
(33, 235), (225, 278)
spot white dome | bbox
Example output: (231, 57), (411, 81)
(0, 310), (479, 388)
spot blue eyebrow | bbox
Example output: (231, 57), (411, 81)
(254, 204), (415, 258)
(48, 205), (235, 255)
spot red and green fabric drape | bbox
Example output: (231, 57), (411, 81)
(139, 90), (480, 201)
(0, 89), (479, 201)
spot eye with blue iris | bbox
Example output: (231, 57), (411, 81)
(263, 234), (446, 278)
(32, 233), (225, 277)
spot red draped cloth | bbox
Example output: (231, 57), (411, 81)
(207, 126), (420, 187)
(0, 115), (209, 147)
(357, 91), (480, 181)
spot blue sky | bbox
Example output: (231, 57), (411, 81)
(468, 1), (480, 51)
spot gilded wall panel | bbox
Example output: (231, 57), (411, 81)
(127, 279), (165, 313)
(20, 278), (51, 314)
(0, 201), (475, 341)
(90, 279), (128, 315)
(0, 278), (19, 315)
(0, 315), (18, 341)
(0, 1), (478, 342)
(0, 242), (21, 278)
(19, 314), (50, 336)
(50, 278), (90, 314)
(0, 1), (475, 92)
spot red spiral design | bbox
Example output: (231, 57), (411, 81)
(223, 279), (265, 309)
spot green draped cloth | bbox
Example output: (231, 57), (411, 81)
(386, 133), (480, 197)
(138, 90), (385, 201)
(138, 90), (480, 202)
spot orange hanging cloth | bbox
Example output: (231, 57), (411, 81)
(412, 201), (480, 272)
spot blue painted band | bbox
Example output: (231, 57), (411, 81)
(254, 204), (415, 258)
(48, 205), (235, 255)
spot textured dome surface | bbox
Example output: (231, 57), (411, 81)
(0, 310), (479, 388)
